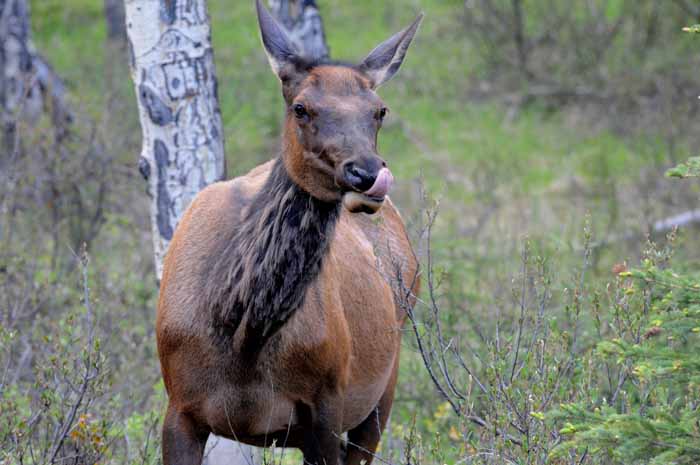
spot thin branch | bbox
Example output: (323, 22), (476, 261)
(510, 244), (528, 384)
(48, 247), (96, 464)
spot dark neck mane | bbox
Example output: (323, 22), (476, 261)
(206, 158), (341, 353)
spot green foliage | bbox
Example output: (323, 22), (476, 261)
(666, 157), (700, 178)
(403, 201), (700, 464)
(1, 254), (109, 463)
(550, 255), (700, 464)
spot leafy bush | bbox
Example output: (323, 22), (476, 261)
(401, 196), (699, 464)
(551, 255), (700, 464)
(0, 247), (163, 464)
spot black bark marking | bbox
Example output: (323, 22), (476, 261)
(160, 0), (177, 25)
(128, 38), (136, 69)
(154, 139), (174, 240)
(162, 57), (203, 100)
(210, 75), (220, 142)
(139, 84), (173, 126)
(211, 73), (220, 103)
(138, 156), (151, 180)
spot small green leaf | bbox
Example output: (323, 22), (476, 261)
(666, 157), (700, 178)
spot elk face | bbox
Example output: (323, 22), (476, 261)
(256, 0), (422, 214)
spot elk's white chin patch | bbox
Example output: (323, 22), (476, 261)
(343, 192), (385, 214)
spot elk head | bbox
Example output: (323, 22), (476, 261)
(256, 0), (422, 214)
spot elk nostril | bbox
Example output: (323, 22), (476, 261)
(344, 163), (376, 192)
(345, 163), (363, 183)
(349, 164), (363, 178)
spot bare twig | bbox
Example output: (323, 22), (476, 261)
(48, 246), (98, 464)
(396, 196), (527, 449)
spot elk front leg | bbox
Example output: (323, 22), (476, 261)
(162, 405), (208, 465)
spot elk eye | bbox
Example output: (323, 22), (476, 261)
(377, 107), (388, 121)
(293, 103), (308, 119)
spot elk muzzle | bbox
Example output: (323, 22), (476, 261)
(342, 166), (394, 214)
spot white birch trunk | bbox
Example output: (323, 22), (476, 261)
(125, 0), (225, 279)
(0, 0), (71, 152)
(125, 1), (259, 464)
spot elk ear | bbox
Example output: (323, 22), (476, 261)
(256, 0), (300, 79)
(359, 13), (423, 88)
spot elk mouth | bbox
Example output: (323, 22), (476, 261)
(342, 167), (394, 214)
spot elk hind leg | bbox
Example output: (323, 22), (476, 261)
(344, 361), (399, 465)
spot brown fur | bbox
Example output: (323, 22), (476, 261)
(158, 62), (419, 465)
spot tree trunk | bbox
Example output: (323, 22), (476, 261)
(270, 0), (329, 60)
(104, 0), (126, 42)
(0, 0), (71, 153)
(125, 0), (226, 279)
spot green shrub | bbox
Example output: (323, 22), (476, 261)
(551, 257), (700, 464)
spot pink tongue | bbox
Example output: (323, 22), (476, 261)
(364, 167), (394, 198)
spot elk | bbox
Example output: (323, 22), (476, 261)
(156, 2), (422, 464)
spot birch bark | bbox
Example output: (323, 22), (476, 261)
(0, 0), (71, 154)
(125, 0), (225, 280)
